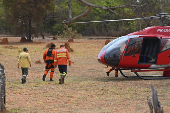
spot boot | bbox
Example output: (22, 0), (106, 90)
(50, 78), (53, 81)
(21, 78), (26, 84)
(59, 77), (64, 84)
(59, 78), (62, 84)
(106, 72), (109, 76)
(62, 78), (64, 84)
(42, 74), (46, 81)
(115, 69), (118, 77)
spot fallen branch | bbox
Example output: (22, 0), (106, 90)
(147, 85), (163, 113)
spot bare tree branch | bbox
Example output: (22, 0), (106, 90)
(63, 0), (146, 24)
(68, 0), (72, 20)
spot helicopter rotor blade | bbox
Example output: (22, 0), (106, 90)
(164, 16), (170, 20)
(74, 16), (159, 24)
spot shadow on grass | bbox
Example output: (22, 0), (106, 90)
(67, 76), (144, 83)
(61, 74), (166, 84)
(94, 75), (168, 82)
(94, 76), (143, 82)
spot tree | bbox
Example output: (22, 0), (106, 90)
(0, 1), (10, 33)
(63, 0), (146, 24)
(3, 0), (55, 41)
(59, 0), (170, 36)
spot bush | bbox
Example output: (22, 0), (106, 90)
(55, 24), (82, 39)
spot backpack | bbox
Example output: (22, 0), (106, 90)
(47, 48), (53, 57)
(45, 48), (54, 63)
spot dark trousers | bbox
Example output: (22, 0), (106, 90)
(21, 68), (28, 76)
(58, 65), (67, 77)
(21, 68), (28, 79)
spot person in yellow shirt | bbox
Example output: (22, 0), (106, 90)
(17, 47), (31, 84)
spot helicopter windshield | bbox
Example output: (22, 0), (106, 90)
(98, 35), (139, 58)
(98, 35), (139, 66)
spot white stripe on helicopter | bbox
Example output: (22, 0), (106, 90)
(149, 64), (170, 69)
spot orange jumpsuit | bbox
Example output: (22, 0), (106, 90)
(43, 48), (56, 79)
(108, 67), (115, 73)
(107, 67), (118, 77)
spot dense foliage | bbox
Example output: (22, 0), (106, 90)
(1, 0), (170, 37)
(2, 0), (55, 41)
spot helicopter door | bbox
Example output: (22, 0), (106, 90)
(119, 38), (142, 67)
(157, 38), (170, 65)
(139, 37), (160, 64)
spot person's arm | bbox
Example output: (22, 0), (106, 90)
(66, 50), (71, 66)
(54, 50), (58, 67)
(27, 54), (31, 67)
(17, 55), (21, 68)
(43, 50), (47, 62)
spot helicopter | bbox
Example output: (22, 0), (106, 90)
(97, 13), (170, 80)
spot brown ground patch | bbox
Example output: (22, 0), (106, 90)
(35, 60), (42, 64)
(1, 38), (9, 44)
(0, 36), (170, 113)
(20, 37), (27, 42)
(68, 38), (74, 42)
(3, 46), (18, 49)
(65, 42), (73, 52)
(105, 39), (110, 45)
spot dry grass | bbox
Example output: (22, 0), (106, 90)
(0, 37), (170, 113)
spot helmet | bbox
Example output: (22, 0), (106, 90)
(51, 44), (56, 48)
(23, 47), (28, 51)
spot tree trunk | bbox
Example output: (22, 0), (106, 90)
(68, 0), (72, 20)
(147, 85), (163, 113)
(0, 63), (6, 112)
(40, 27), (45, 39)
(27, 19), (32, 41)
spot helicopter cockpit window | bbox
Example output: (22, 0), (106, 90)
(160, 39), (170, 52)
(99, 36), (129, 57)
(125, 38), (142, 56)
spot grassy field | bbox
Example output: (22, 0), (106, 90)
(0, 36), (170, 113)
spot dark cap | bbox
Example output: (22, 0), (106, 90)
(51, 44), (56, 48)
(60, 45), (65, 48)
(23, 47), (28, 51)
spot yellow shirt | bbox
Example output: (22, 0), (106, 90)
(17, 52), (31, 68)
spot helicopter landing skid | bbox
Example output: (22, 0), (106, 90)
(134, 72), (170, 80)
(119, 69), (137, 78)
(119, 69), (170, 80)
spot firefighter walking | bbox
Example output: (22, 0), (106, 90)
(17, 47), (31, 84)
(106, 67), (118, 77)
(42, 44), (56, 81)
(55, 45), (71, 84)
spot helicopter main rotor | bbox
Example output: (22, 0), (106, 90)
(74, 13), (170, 26)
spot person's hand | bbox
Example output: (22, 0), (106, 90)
(69, 60), (71, 66)
(54, 65), (57, 68)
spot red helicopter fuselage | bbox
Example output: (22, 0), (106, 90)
(98, 26), (170, 70)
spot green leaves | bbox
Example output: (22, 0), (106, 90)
(2, 0), (170, 37)
(3, 0), (55, 40)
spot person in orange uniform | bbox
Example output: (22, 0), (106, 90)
(42, 44), (56, 81)
(55, 45), (71, 84)
(106, 67), (118, 77)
